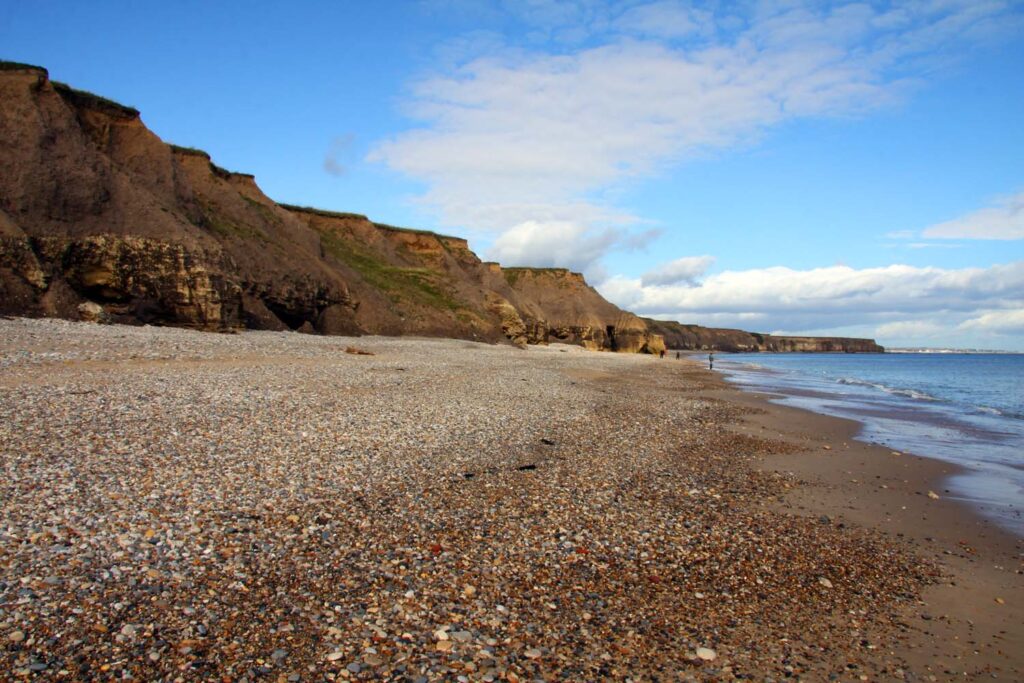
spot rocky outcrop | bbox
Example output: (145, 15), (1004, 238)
(500, 268), (665, 354)
(0, 62), (662, 352)
(0, 62), (354, 333)
(760, 336), (884, 353)
(644, 319), (883, 353)
(1, 62), (882, 355)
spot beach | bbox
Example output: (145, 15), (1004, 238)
(0, 318), (1020, 681)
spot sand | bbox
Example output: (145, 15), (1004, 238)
(0, 318), (1020, 681)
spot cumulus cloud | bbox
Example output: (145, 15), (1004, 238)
(486, 220), (659, 275)
(875, 320), (946, 338)
(613, 1), (713, 40)
(641, 255), (715, 287)
(370, 0), (1017, 255)
(598, 260), (1024, 333)
(958, 309), (1024, 334)
(922, 191), (1024, 240)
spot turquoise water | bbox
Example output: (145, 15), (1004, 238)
(716, 353), (1024, 536)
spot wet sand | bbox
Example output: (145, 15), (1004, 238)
(706, 378), (1023, 681)
(0, 318), (1020, 681)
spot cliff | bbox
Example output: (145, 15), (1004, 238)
(0, 63), (662, 353)
(643, 319), (884, 353)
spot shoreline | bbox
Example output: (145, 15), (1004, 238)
(698, 365), (1023, 680)
(0, 318), (1020, 681)
(711, 352), (1024, 538)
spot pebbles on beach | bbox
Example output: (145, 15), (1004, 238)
(0, 318), (937, 680)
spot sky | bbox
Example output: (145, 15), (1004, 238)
(3, 0), (1023, 349)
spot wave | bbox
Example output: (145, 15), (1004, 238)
(835, 377), (940, 402)
(978, 405), (1024, 421)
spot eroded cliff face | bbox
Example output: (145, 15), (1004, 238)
(501, 268), (665, 354)
(644, 319), (883, 353)
(0, 63), (663, 351)
(1, 63), (881, 355)
(0, 64), (354, 333)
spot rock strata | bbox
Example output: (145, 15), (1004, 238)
(644, 318), (884, 353)
(0, 63), (666, 353)
(0, 61), (882, 355)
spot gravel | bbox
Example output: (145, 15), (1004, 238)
(0, 318), (935, 680)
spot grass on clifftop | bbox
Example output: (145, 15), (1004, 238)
(169, 144), (211, 159)
(279, 205), (464, 243)
(318, 229), (461, 312)
(0, 60), (47, 73)
(51, 81), (139, 118)
(503, 267), (577, 288)
(279, 204), (370, 222)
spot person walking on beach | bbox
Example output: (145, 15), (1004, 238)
(675, 351), (680, 360)
(708, 351), (714, 370)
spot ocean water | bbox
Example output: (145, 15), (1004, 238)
(715, 352), (1024, 537)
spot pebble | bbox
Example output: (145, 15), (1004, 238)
(696, 647), (717, 661)
(0, 318), (940, 681)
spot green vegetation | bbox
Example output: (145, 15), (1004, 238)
(280, 204), (369, 222)
(504, 266), (572, 274)
(318, 229), (461, 311)
(209, 162), (233, 180)
(503, 269), (523, 287)
(51, 81), (139, 118)
(169, 144), (212, 159)
(199, 203), (269, 242)
(170, 146), (252, 180)
(278, 204), (464, 242)
(503, 267), (577, 288)
(242, 195), (281, 224)
(373, 221), (456, 241)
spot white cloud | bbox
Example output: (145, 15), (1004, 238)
(875, 320), (946, 338)
(614, 1), (713, 40)
(370, 1), (1017, 265)
(641, 255), (715, 286)
(598, 261), (1024, 333)
(922, 191), (1024, 240)
(958, 309), (1024, 334)
(885, 230), (917, 239)
(486, 220), (659, 274)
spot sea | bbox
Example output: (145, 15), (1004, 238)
(714, 352), (1024, 537)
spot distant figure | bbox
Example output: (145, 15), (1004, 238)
(675, 351), (680, 360)
(708, 352), (714, 370)
(659, 349), (665, 359)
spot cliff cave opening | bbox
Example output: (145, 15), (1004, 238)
(606, 325), (618, 351)
(264, 301), (311, 331)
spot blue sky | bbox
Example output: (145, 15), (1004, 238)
(3, 1), (1023, 349)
